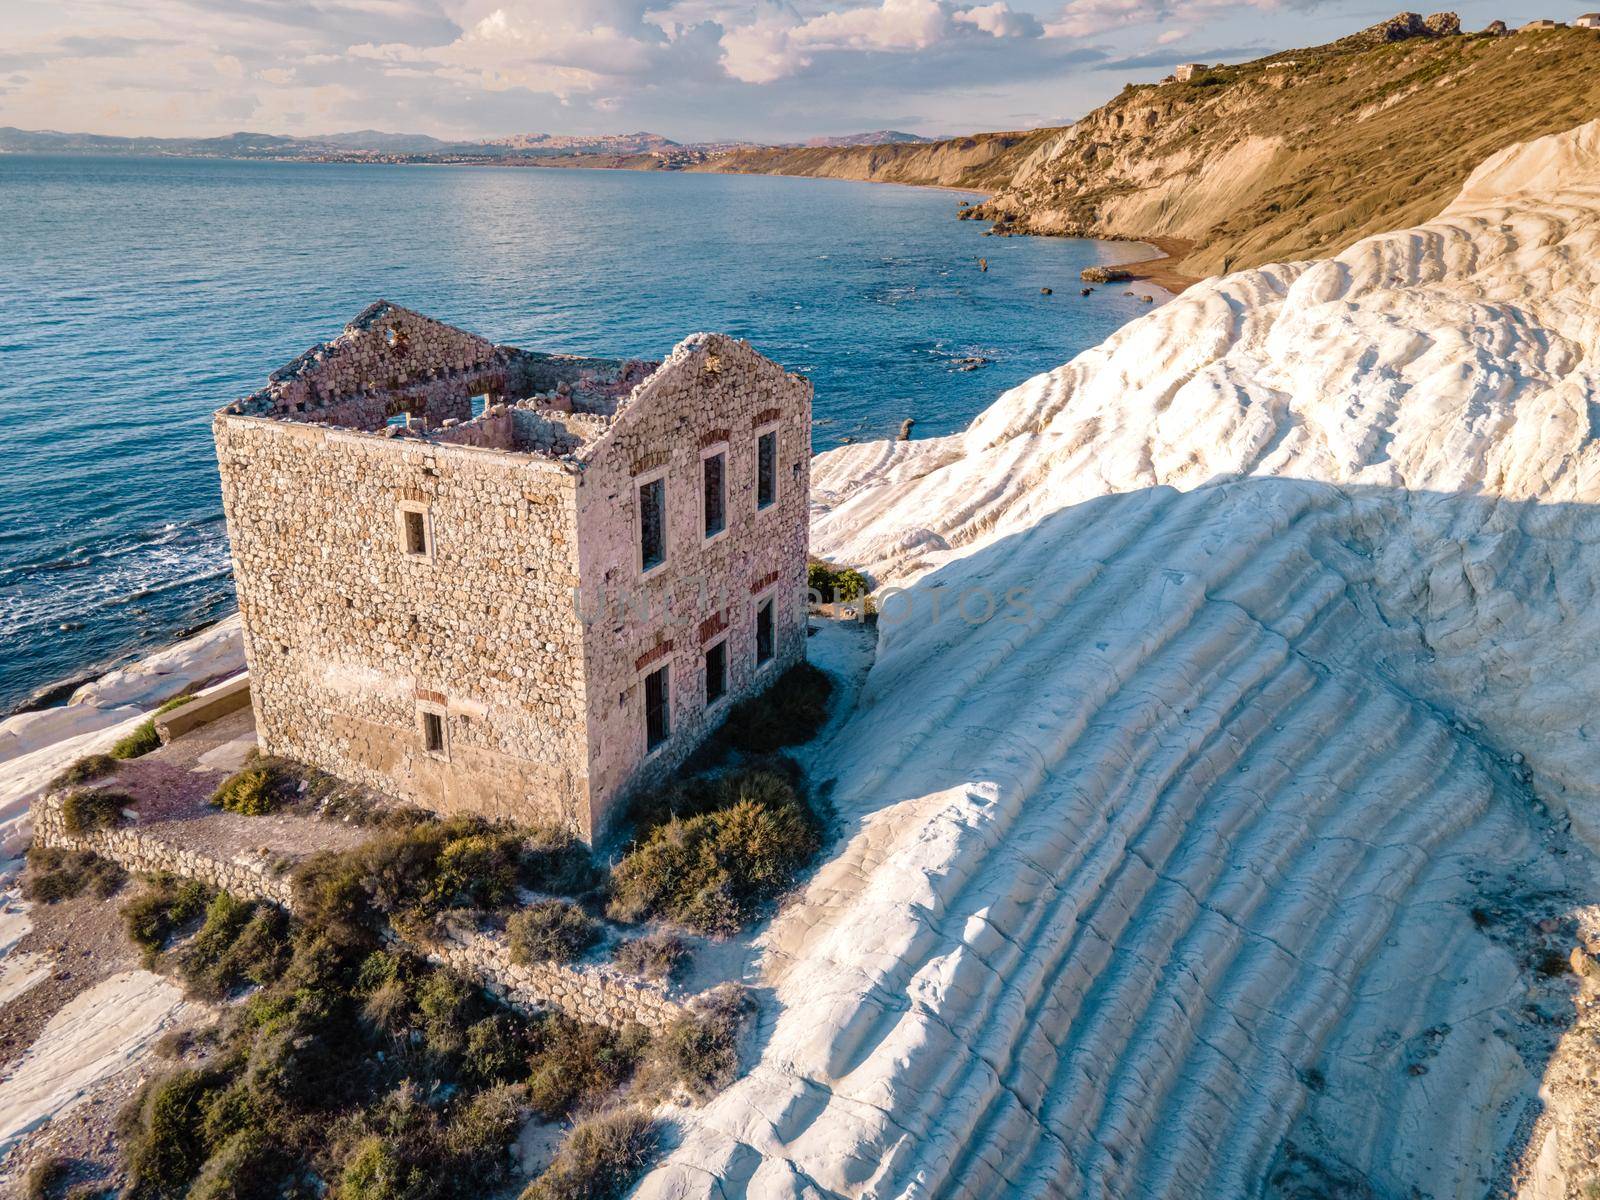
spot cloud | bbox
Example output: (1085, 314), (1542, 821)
(1092, 40), (1262, 69)
(955, 3), (1045, 37)
(719, 0), (1042, 84)
(1045, 0), (1277, 39)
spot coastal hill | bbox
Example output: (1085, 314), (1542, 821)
(687, 129), (1048, 189)
(698, 15), (1600, 279)
(804, 130), (936, 147)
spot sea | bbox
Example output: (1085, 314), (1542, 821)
(0, 153), (1159, 712)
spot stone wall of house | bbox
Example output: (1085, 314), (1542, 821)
(214, 415), (596, 835)
(32, 792), (296, 907)
(32, 793), (682, 1031)
(573, 333), (812, 838)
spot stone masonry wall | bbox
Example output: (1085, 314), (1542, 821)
(425, 920), (685, 1032)
(217, 306), (811, 844)
(33, 792), (296, 907)
(32, 793), (684, 1032)
(231, 302), (507, 428)
(574, 334), (812, 837)
(214, 416), (595, 835)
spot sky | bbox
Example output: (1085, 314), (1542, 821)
(0, 1), (1563, 143)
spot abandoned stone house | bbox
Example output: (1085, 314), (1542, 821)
(214, 302), (811, 842)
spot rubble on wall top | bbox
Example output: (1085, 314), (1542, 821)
(216, 305), (801, 465)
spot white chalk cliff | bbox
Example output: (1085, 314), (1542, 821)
(636, 121), (1600, 1198)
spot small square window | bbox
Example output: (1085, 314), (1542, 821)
(639, 475), (667, 573)
(705, 640), (727, 706)
(756, 430), (777, 510)
(402, 508), (428, 557)
(644, 664), (671, 752)
(703, 451), (726, 539)
(421, 709), (445, 755)
(755, 597), (774, 666)
(471, 393), (488, 417)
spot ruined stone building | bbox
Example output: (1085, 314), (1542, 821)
(214, 302), (811, 842)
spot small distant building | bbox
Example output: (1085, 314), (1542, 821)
(1521, 18), (1562, 29)
(1576, 12), (1600, 27)
(215, 302), (812, 842)
(1173, 63), (1207, 81)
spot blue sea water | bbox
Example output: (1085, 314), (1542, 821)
(0, 153), (1156, 711)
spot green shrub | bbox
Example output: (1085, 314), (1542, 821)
(526, 1017), (649, 1121)
(111, 720), (161, 760)
(23, 846), (126, 903)
(60, 788), (132, 834)
(608, 767), (821, 936)
(807, 559), (869, 603)
(521, 823), (601, 896)
(416, 970), (479, 1060)
(635, 986), (747, 1102)
(291, 814), (530, 948)
(339, 1136), (430, 1200)
(717, 661), (833, 755)
(124, 877), (213, 959)
(628, 758), (804, 833)
(155, 693), (196, 715)
(290, 851), (374, 950)
(24, 1155), (71, 1200)
(211, 761), (291, 816)
(245, 1024), (331, 1107)
(463, 1015), (524, 1085)
(200, 1082), (258, 1148)
(430, 833), (520, 909)
(611, 933), (686, 982)
(186, 1130), (276, 1200)
(520, 1108), (659, 1200)
(49, 753), (118, 791)
(179, 892), (289, 999)
(508, 900), (601, 965)
(125, 1070), (217, 1199)
(444, 1082), (524, 1160)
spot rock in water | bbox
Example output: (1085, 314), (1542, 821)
(1081, 265), (1132, 283)
(897, 418), (915, 441)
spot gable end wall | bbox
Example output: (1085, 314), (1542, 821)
(215, 414), (595, 835)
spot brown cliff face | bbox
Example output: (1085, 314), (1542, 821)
(703, 21), (1600, 283)
(688, 130), (1055, 191)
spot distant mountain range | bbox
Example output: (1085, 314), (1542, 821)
(483, 131), (682, 155)
(0, 126), (935, 161)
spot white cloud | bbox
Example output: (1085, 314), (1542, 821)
(955, 2), (1044, 38)
(719, 0), (1039, 83)
(393, 0), (722, 98)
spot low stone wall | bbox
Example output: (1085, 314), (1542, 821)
(424, 919), (685, 1032)
(33, 791), (296, 907)
(31, 791), (684, 1032)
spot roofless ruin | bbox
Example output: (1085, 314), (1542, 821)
(214, 302), (811, 841)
